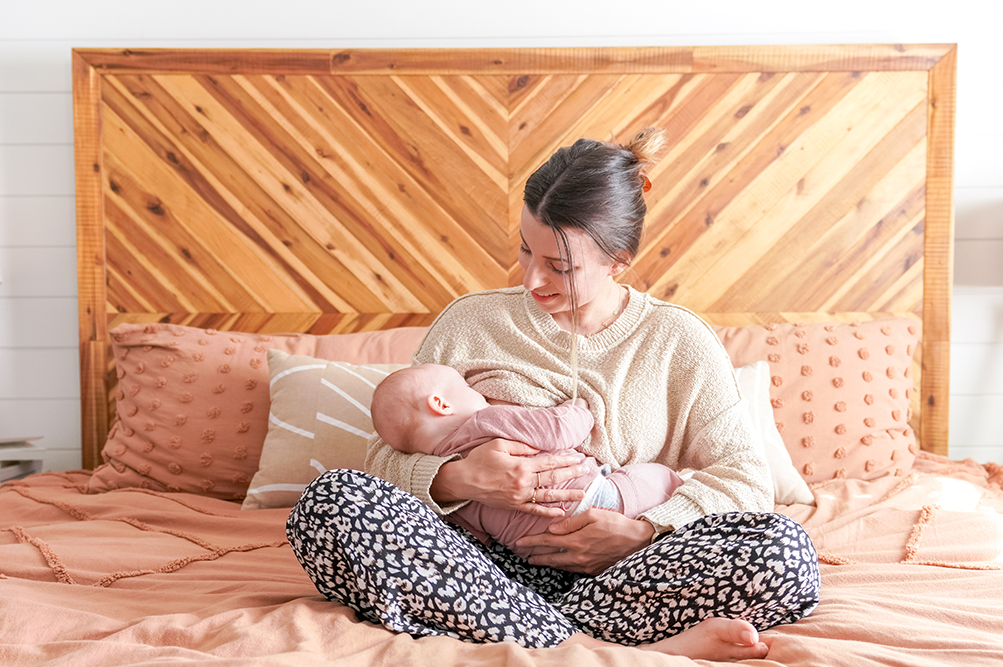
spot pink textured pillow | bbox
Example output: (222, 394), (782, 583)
(88, 323), (428, 500)
(714, 319), (921, 484)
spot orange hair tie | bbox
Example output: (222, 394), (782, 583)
(642, 175), (652, 192)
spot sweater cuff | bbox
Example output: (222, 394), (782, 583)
(411, 452), (469, 516)
(638, 494), (705, 535)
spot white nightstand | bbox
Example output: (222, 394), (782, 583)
(0, 437), (45, 484)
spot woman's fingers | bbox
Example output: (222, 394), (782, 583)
(532, 485), (585, 505)
(532, 458), (589, 486)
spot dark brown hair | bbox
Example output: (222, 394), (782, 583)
(523, 127), (666, 264)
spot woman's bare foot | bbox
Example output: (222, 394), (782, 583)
(558, 618), (768, 662)
(637, 618), (769, 662)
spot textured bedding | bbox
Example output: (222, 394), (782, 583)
(3, 454), (1001, 667)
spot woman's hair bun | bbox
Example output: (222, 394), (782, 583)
(622, 127), (668, 167)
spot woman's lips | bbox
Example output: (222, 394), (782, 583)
(531, 291), (558, 304)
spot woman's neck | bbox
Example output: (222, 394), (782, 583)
(552, 281), (627, 336)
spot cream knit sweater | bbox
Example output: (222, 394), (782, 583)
(365, 286), (772, 534)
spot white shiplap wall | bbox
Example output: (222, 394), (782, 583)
(1, 0), (1001, 470)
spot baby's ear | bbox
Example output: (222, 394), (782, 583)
(427, 394), (453, 416)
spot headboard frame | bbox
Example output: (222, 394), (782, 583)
(73, 45), (955, 468)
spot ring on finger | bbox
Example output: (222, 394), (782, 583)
(531, 488), (537, 503)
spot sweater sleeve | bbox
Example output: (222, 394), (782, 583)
(363, 432), (466, 515)
(637, 311), (774, 532)
(638, 401), (773, 532)
(363, 292), (495, 515)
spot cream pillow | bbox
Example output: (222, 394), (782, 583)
(734, 361), (815, 506)
(241, 350), (406, 510)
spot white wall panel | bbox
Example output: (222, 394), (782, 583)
(954, 240), (1003, 287)
(948, 446), (1003, 465)
(0, 347), (79, 400)
(0, 297), (77, 347)
(951, 343), (1003, 396)
(0, 399), (81, 443)
(0, 195), (75, 246)
(955, 133), (1003, 189)
(955, 188), (1003, 240)
(0, 247), (76, 297)
(0, 92), (72, 145)
(950, 395), (1003, 450)
(0, 145), (74, 196)
(952, 287), (1003, 344)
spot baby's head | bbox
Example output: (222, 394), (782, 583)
(371, 364), (489, 454)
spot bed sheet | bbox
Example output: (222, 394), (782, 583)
(1, 457), (1001, 667)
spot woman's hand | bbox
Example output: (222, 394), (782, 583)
(515, 509), (655, 574)
(430, 439), (588, 518)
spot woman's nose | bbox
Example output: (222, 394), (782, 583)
(522, 259), (546, 291)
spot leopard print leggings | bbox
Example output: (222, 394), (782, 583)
(286, 469), (820, 648)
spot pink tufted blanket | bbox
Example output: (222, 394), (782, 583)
(1, 457), (1002, 667)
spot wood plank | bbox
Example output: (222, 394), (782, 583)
(636, 71), (861, 297)
(99, 90), (329, 313)
(329, 45), (953, 75)
(105, 74), (389, 313)
(76, 48), (332, 75)
(642, 71), (889, 302)
(73, 50), (108, 470)
(106, 311), (436, 333)
(706, 101), (928, 312)
(691, 44), (954, 73)
(331, 48), (693, 74)
(255, 75), (503, 295)
(921, 46), (957, 456)
(311, 75), (509, 265)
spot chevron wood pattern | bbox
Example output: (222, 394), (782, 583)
(74, 46), (955, 468)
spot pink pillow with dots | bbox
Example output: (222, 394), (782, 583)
(714, 319), (921, 484)
(88, 323), (427, 500)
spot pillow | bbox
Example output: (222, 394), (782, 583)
(89, 323), (428, 501)
(241, 351), (406, 510)
(715, 319), (920, 484)
(735, 362), (815, 505)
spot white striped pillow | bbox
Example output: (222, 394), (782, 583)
(241, 349), (406, 510)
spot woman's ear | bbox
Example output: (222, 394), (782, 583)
(610, 252), (631, 276)
(427, 394), (453, 416)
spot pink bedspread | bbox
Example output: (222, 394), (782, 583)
(2, 456), (1002, 666)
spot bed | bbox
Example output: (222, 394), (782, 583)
(3, 44), (1003, 666)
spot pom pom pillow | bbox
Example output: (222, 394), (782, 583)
(88, 323), (427, 501)
(715, 319), (920, 484)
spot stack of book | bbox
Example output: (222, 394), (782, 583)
(0, 437), (44, 484)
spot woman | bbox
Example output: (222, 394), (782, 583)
(287, 128), (820, 661)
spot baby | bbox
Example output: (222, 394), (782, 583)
(370, 363), (683, 559)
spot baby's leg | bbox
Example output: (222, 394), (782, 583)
(607, 462), (684, 517)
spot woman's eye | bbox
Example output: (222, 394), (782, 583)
(549, 264), (571, 275)
(519, 244), (530, 254)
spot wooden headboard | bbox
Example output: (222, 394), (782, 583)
(73, 45), (956, 468)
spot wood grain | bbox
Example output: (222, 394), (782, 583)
(73, 50), (108, 470)
(73, 46), (956, 466)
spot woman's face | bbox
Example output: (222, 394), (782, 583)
(518, 206), (622, 320)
